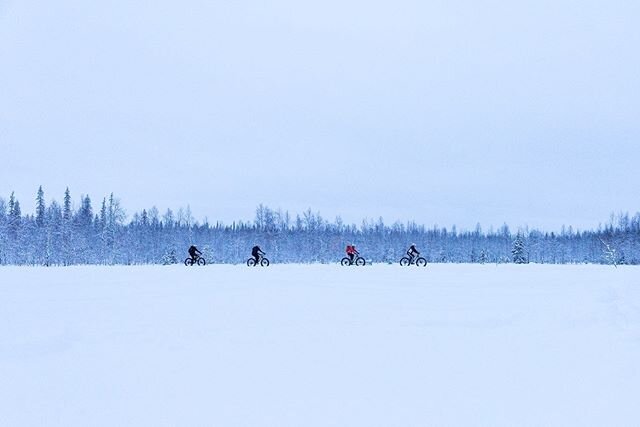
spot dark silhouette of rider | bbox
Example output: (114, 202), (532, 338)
(251, 245), (265, 265)
(407, 243), (420, 262)
(188, 245), (202, 262)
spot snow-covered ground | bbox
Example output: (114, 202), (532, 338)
(1, 264), (639, 426)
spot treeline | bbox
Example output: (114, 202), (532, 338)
(0, 187), (638, 266)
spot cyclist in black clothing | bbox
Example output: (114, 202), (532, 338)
(188, 245), (202, 262)
(251, 245), (265, 266)
(407, 243), (420, 263)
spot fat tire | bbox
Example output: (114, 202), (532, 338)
(416, 257), (427, 267)
(247, 258), (257, 267)
(197, 257), (206, 266)
(341, 257), (351, 266)
(399, 257), (410, 266)
(261, 258), (270, 267)
(185, 258), (194, 266)
(355, 257), (366, 266)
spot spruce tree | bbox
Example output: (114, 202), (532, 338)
(0, 198), (6, 264)
(512, 233), (527, 264)
(34, 186), (48, 264)
(63, 188), (72, 222)
(8, 193), (21, 240)
(62, 188), (73, 265)
(46, 201), (63, 266)
(36, 186), (46, 227)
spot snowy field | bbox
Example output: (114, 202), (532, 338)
(1, 264), (639, 427)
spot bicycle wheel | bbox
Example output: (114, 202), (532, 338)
(197, 257), (206, 266)
(416, 257), (427, 267)
(184, 258), (194, 266)
(341, 257), (351, 266)
(355, 257), (366, 266)
(261, 258), (270, 267)
(399, 257), (410, 266)
(247, 258), (257, 267)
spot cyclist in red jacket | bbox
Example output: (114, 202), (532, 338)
(345, 244), (359, 264)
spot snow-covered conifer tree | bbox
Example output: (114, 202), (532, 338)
(105, 193), (125, 264)
(45, 201), (63, 265)
(36, 186), (46, 227)
(0, 197), (7, 264)
(62, 188), (74, 264)
(8, 192), (21, 241)
(512, 233), (527, 264)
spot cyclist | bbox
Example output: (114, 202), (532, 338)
(345, 244), (359, 264)
(188, 245), (202, 262)
(407, 243), (420, 263)
(251, 245), (265, 266)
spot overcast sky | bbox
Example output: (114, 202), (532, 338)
(1, 0), (638, 231)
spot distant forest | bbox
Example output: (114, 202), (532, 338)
(0, 187), (638, 266)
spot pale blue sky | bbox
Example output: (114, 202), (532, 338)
(1, 0), (638, 230)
